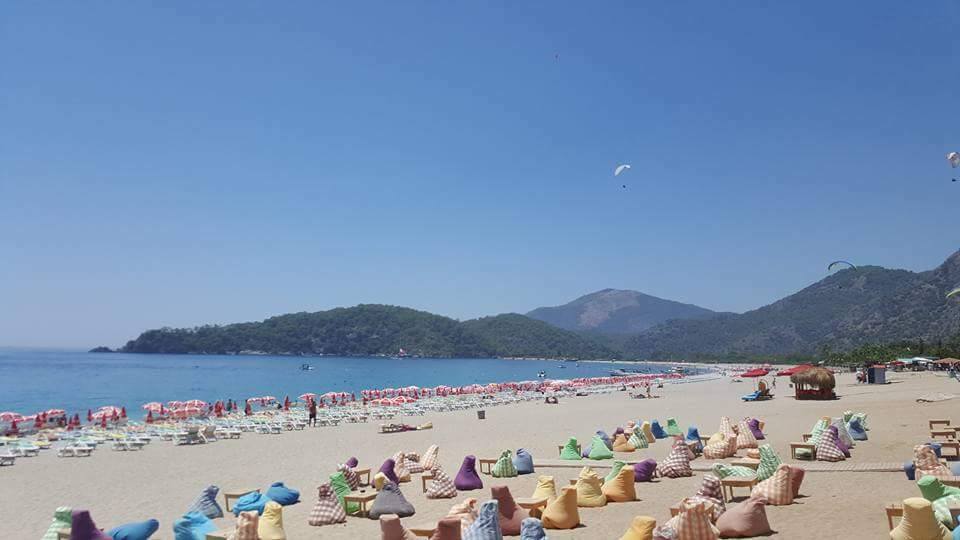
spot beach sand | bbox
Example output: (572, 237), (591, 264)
(3, 370), (958, 539)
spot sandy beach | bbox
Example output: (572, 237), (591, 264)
(4, 369), (958, 539)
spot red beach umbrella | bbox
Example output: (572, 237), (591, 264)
(87, 409), (93, 422)
(100, 416), (107, 428)
(120, 407), (127, 419)
(740, 368), (770, 378)
(283, 396), (290, 411)
(145, 411), (154, 424)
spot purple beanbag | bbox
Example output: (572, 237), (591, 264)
(748, 418), (765, 440)
(379, 458), (400, 485)
(346, 456), (359, 468)
(634, 458), (658, 482)
(71, 510), (112, 540)
(455, 455), (483, 491)
(829, 426), (851, 458)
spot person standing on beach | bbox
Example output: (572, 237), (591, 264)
(308, 398), (317, 427)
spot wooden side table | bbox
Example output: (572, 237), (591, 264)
(223, 488), (260, 513)
(343, 491), (377, 517)
(721, 477), (757, 502)
(478, 458), (497, 475)
(420, 472), (435, 493)
(515, 496), (548, 518)
(353, 467), (371, 486)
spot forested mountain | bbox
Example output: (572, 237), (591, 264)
(527, 288), (716, 334)
(624, 251), (960, 358)
(119, 305), (615, 359)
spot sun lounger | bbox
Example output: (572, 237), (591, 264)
(0, 454), (15, 466)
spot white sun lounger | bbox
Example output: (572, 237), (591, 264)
(0, 454), (15, 466)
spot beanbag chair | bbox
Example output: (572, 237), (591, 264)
(456, 455), (484, 491)
(422, 445), (440, 470)
(831, 418), (854, 448)
(520, 517), (547, 540)
(756, 444), (782, 482)
(405, 452), (424, 474)
(513, 448), (534, 475)
(651, 420), (667, 440)
(747, 418), (765, 440)
(231, 491), (269, 516)
(493, 485), (529, 535)
(745, 448), (760, 460)
(602, 464), (636, 502)
(605, 460), (626, 484)
(308, 483), (346, 526)
(813, 427), (844, 462)
(629, 430), (649, 449)
(531, 475), (557, 502)
(751, 464), (794, 506)
(703, 434), (731, 460)
(640, 421), (656, 443)
(186, 485), (223, 520)
(662, 417), (680, 436)
(919, 475), (960, 502)
(380, 514), (416, 540)
(675, 436), (696, 461)
(72, 510), (113, 540)
(891, 497), (952, 540)
(427, 467), (458, 499)
(916, 445), (953, 478)
(597, 430), (614, 450)
(587, 435), (614, 460)
(380, 458), (401, 485)
(330, 471), (359, 514)
(393, 451), (412, 482)
(711, 464), (757, 480)
(108, 519), (159, 540)
(369, 482), (415, 519)
(905, 461), (918, 481)
(735, 420), (757, 450)
(432, 517), (464, 540)
(448, 498), (479, 534)
(43, 506), (72, 540)
(541, 486), (580, 529)
(374, 472), (389, 491)
(257, 501), (285, 540)
(718, 417), (737, 439)
(686, 474), (725, 523)
(658, 441), (693, 478)
(172, 512), (215, 540)
(265, 482), (300, 506)
(613, 433), (634, 452)
(559, 438), (580, 460)
(232, 511), (259, 540)
(788, 466), (805, 498)
(575, 467), (607, 507)
(686, 426), (703, 443)
(828, 425), (851, 457)
(715, 496), (771, 538)
(852, 412), (869, 431)
(492, 450), (518, 478)
(634, 458), (658, 482)
(843, 410), (853, 422)
(933, 494), (960, 528)
(847, 418), (867, 441)
(338, 463), (360, 490)
(625, 421), (637, 435)
(619, 516), (656, 540)
(673, 499), (720, 540)
(345, 456), (359, 468)
(464, 500), (503, 540)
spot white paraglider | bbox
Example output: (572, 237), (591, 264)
(614, 164), (631, 176)
(948, 152), (960, 168)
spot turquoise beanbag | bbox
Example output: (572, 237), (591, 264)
(265, 481), (300, 506)
(231, 491), (270, 516)
(109, 519), (159, 540)
(172, 512), (215, 540)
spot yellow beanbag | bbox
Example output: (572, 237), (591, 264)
(891, 497), (951, 540)
(541, 486), (580, 529)
(602, 465), (636, 502)
(257, 501), (286, 540)
(620, 516), (656, 540)
(532, 475), (557, 502)
(575, 467), (607, 507)
(641, 422), (655, 443)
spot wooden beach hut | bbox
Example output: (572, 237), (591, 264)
(790, 366), (836, 400)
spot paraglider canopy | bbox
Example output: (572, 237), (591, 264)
(947, 152), (960, 168)
(827, 260), (856, 272)
(614, 164), (631, 176)
(947, 287), (960, 299)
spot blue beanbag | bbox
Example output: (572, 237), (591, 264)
(847, 418), (867, 441)
(173, 512), (215, 540)
(265, 481), (300, 506)
(651, 420), (667, 440)
(597, 430), (613, 450)
(928, 442), (943, 458)
(904, 461), (916, 481)
(512, 448), (534, 475)
(231, 491), (270, 516)
(109, 519), (159, 540)
(951, 462), (960, 476)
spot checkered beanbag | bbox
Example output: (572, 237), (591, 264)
(422, 445), (440, 471)
(658, 441), (693, 478)
(735, 420), (757, 450)
(427, 467), (458, 499)
(492, 450), (518, 478)
(405, 453), (424, 474)
(751, 464), (794, 506)
(915, 445), (952, 478)
(719, 417), (737, 439)
(308, 483), (346, 526)
(674, 498), (720, 539)
(233, 511), (260, 540)
(814, 428), (845, 462)
(756, 444), (782, 482)
(392, 452), (412, 482)
(693, 474), (725, 521)
(338, 464), (360, 490)
(702, 434), (729, 460)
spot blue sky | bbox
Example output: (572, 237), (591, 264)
(2, 2), (958, 348)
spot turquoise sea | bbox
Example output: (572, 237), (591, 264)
(0, 349), (687, 418)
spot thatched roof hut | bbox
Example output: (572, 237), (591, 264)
(790, 366), (836, 400)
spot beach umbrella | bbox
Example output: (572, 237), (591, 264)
(283, 396), (290, 411)
(100, 416), (107, 428)
(145, 411), (154, 424)
(299, 393), (316, 402)
(184, 399), (207, 409)
(87, 409), (93, 422)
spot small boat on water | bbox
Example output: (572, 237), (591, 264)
(537, 370), (546, 378)
(300, 364), (313, 371)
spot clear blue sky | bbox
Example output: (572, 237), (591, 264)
(2, 2), (958, 348)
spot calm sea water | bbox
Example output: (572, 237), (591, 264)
(0, 350), (682, 417)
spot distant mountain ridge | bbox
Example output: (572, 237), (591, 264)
(624, 251), (960, 358)
(119, 305), (616, 360)
(526, 288), (717, 334)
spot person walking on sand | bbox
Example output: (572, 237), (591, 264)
(308, 398), (317, 427)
